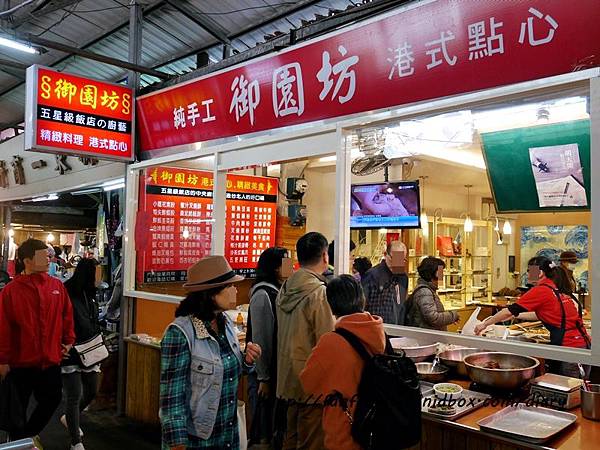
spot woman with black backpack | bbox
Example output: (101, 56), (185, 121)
(61, 258), (102, 450)
(246, 247), (289, 448)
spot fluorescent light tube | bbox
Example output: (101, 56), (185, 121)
(0, 37), (37, 54)
(103, 183), (125, 192)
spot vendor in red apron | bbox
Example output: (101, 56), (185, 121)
(475, 257), (590, 378)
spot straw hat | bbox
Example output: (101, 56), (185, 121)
(183, 255), (244, 292)
(559, 251), (578, 263)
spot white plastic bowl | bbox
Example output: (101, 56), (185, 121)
(433, 383), (463, 400)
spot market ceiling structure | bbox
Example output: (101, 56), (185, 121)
(0, 0), (405, 138)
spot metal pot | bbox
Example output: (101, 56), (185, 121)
(390, 337), (438, 362)
(464, 352), (540, 390)
(415, 362), (448, 383)
(438, 348), (482, 378)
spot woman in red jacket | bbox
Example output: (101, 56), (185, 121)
(300, 275), (386, 450)
(475, 257), (590, 377)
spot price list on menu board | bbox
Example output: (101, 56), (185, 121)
(136, 166), (278, 284)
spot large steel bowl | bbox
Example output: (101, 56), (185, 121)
(415, 362), (448, 383)
(438, 348), (482, 378)
(464, 352), (540, 390)
(390, 337), (438, 362)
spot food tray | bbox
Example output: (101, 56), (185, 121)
(477, 404), (577, 444)
(420, 382), (490, 421)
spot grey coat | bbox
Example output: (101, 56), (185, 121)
(408, 279), (458, 331)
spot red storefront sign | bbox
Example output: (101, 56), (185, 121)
(136, 166), (277, 283)
(137, 0), (600, 156)
(25, 65), (134, 161)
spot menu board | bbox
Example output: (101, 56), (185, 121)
(135, 166), (278, 283)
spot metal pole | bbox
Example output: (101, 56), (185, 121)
(334, 128), (351, 275)
(1, 206), (11, 273)
(15, 33), (168, 80)
(211, 156), (227, 256)
(116, 0), (143, 416)
(0, 205), (5, 271)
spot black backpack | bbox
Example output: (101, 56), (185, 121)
(334, 328), (422, 450)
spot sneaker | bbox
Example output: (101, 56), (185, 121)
(70, 444), (85, 450)
(60, 415), (84, 437)
(32, 435), (44, 450)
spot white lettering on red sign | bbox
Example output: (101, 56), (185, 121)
(468, 18), (504, 60)
(272, 63), (305, 117)
(201, 99), (216, 123)
(230, 74), (260, 125)
(519, 7), (558, 47)
(387, 42), (415, 80)
(425, 31), (458, 69)
(317, 45), (359, 104)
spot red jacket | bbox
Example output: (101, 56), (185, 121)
(0, 273), (75, 368)
(300, 312), (386, 450)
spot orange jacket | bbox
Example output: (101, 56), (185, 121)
(300, 312), (386, 450)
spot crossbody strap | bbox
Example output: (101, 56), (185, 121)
(540, 285), (567, 332)
(568, 293), (591, 348)
(541, 285), (590, 347)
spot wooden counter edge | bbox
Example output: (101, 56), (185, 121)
(426, 378), (600, 450)
(124, 336), (161, 350)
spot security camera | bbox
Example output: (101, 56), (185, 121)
(401, 158), (412, 166)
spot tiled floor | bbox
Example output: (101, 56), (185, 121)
(39, 402), (161, 450)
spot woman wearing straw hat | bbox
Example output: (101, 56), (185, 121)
(160, 256), (262, 450)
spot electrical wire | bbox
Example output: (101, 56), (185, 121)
(0, 0), (37, 18)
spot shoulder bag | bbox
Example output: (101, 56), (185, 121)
(73, 292), (109, 368)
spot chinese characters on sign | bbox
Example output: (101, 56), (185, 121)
(137, 0), (598, 155)
(25, 66), (134, 161)
(136, 167), (278, 283)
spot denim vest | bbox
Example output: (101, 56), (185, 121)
(170, 315), (244, 439)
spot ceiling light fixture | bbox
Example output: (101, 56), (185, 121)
(463, 185), (473, 233)
(103, 182), (125, 192)
(503, 219), (512, 235)
(101, 178), (125, 187)
(419, 176), (429, 235)
(0, 36), (37, 54)
(30, 194), (58, 202)
(72, 188), (102, 196)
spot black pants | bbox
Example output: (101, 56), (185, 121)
(63, 371), (99, 445)
(9, 366), (62, 439)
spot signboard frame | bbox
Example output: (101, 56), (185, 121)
(135, 166), (278, 284)
(25, 64), (135, 162)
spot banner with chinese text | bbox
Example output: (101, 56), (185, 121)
(137, 0), (600, 156)
(135, 166), (278, 283)
(25, 65), (134, 161)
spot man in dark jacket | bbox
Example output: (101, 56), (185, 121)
(0, 239), (75, 441)
(361, 240), (408, 324)
(323, 239), (356, 282)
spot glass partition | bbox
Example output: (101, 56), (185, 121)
(132, 155), (215, 296)
(343, 83), (593, 355)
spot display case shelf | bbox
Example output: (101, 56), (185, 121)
(405, 216), (493, 308)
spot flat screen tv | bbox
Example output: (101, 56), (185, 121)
(350, 181), (421, 229)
